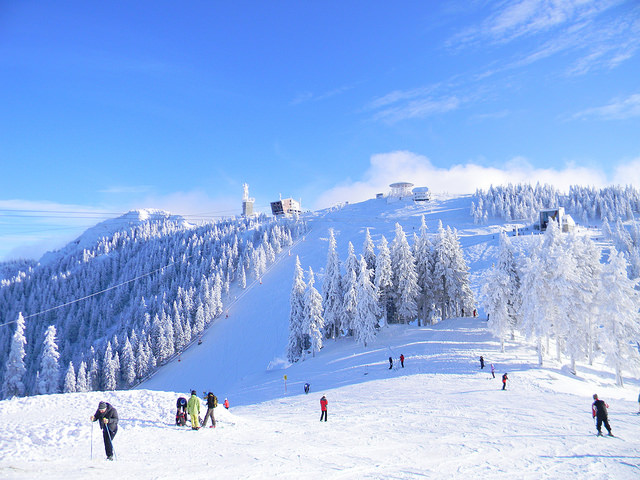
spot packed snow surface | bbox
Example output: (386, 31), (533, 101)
(2, 195), (639, 478)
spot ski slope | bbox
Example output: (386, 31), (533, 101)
(2, 194), (640, 479)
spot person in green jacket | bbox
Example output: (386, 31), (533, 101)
(187, 390), (201, 430)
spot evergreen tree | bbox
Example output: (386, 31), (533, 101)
(414, 216), (434, 325)
(102, 342), (117, 391)
(303, 267), (324, 358)
(121, 337), (136, 387)
(362, 228), (376, 271)
(374, 235), (393, 326)
(353, 256), (380, 347)
(37, 325), (60, 395)
(63, 361), (76, 393)
(2, 313), (27, 399)
(321, 229), (343, 339)
(286, 256), (306, 363)
(597, 248), (640, 386)
(76, 360), (89, 392)
(390, 223), (418, 324)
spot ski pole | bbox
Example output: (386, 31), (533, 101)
(90, 421), (93, 459)
(105, 425), (117, 461)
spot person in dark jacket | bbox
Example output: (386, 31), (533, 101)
(388, 356), (393, 370)
(176, 397), (187, 426)
(592, 394), (613, 436)
(91, 401), (118, 460)
(480, 356), (485, 369)
(320, 395), (328, 422)
(202, 392), (217, 428)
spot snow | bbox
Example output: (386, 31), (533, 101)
(2, 194), (640, 478)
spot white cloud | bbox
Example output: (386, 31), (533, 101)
(573, 93), (640, 120)
(313, 150), (615, 208)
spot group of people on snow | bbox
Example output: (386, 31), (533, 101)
(388, 354), (405, 370)
(479, 355), (506, 389)
(175, 390), (229, 430)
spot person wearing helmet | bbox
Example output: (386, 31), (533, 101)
(187, 390), (201, 430)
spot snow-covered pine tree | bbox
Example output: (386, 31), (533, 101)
(303, 267), (324, 358)
(353, 256), (380, 347)
(121, 337), (136, 387)
(321, 229), (343, 340)
(413, 216), (434, 325)
(363, 228), (376, 271)
(63, 361), (76, 393)
(445, 227), (475, 317)
(37, 325), (60, 395)
(390, 223), (418, 324)
(343, 269), (358, 336)
(102, 341), (117, 391)
(76, 360), (88, 392)
(287, 256), (306, 363)
(374, 235), (393, 326)
(597, 248), (640, 386)
(2, 313), (27, 399)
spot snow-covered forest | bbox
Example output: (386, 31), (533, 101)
(1, 210), (308, 399)
(287, 219), (475, 362)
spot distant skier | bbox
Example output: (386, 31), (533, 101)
(304, 382), (310, 394)
(480, 356), (485, 369)
(502, 373), (508, 390)
(224, 398), (230, 410)
(187, 390), (201, 430)
(389, 356), (393, 370)
(90, 401), (118, 460)
(320, 395), (328, 422)
(202, 392), (217, 428)
(400, 354), (405, 368)
(592, 394), (613, 436)
(473, 309), (477, 317)
(490, 364), (495, 379)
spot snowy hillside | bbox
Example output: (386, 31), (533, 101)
(2, 317), (640, 479)
(2, 193), (640, 479)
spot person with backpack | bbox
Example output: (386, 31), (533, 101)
(90, 401), (118, 460)
(187, 390), (201, 430)
(202, 392), (218, 428)
(320, 395), (328, 422)
(502, 373), (508, 390)
(175, 397), (188, 426)
(592, 394), (613, 436)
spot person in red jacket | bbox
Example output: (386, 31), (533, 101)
(400, 354), (405, 368)
(320, 395), (328, 422)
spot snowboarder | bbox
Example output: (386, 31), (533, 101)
(592, 394), (613, 436)
(389, 356), (393, 370)
(175, 396), (188, 426)
(320, 395), (328, 422)
(187, 390), (201, 430)
(502, 373), (508, 390)
(400, 354), (405, 368)
(202, 392), (217, 428)
(304, 382), (310, 394)
(224, 398), (229, 410)
(490, 364), (495, 379)
(90, 401), (118, 460)
(480, 356), (485, 369)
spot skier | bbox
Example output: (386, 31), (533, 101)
(224, 398), (229, 410)
(320, 395), (328, 422)
(490, 364), (495, 379)
(480, 356), (485, 369)
(175, 396), (188, 426)
(400, 354), (405, 368)
(304, 382), (310, 394)
(388, 356), (393, 370)
(187, 390), (201, 430)
(473, 309), (477, 317)
(202, 392), (217, 428)
(90, 401), (118, 460)
(502, 373), (508, 390)
(592, 394), (613, 436)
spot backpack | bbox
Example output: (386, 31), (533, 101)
(213, 395), (218, 408)
(208, 393), (218, 408)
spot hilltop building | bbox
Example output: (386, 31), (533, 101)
(387, 182), (431, 203)
(271, 196), (301, 216)
(242, 183), (255, 217)
(539, 207), (575, 232)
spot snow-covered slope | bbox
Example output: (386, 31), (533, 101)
(2, 317), (639, 479)
(2, 194), (639, 479)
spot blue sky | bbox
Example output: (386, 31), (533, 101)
(1, 0), (639, 260)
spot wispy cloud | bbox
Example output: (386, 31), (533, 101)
(372, 96), (462, 124)
(290, 84), (356, 105)
(573, 93), (640, 120)
(313, 150), (626, 209)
